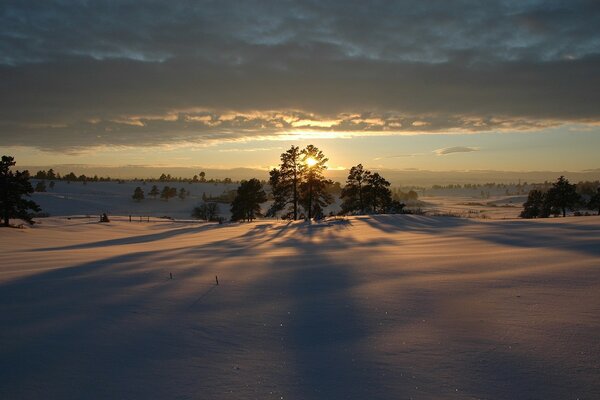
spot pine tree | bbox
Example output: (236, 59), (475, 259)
(298, 145), (333, 219)
(230, 179), (267, 222)
(268, 145), (302, 219)
(148, 185), (159, 198)
(35, 180), (47, 192)
(132, 186), (145, 202)
(520, 189), (545, 218)
(545, 176), (581, 217)
(49, 181), (55, 190)
(364, 172), (392, 213)
(178, 187), (186, 200)
(340, 164), (371, 214)
(1, 156), (41, 226)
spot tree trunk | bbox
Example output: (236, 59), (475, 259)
(307, 181), (313, 220)
(293, 169), (298, 220)
(562, 207), (566, 217)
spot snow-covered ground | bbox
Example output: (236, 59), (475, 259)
(1, 215), (599, 399)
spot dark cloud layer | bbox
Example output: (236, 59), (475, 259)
(1, 0), (599, 150)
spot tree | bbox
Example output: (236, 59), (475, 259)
(160, 186), (177, 201)
(268, 145), (302, 219)
(192, 202), (220, 221)
(132, 186), (145, 202)
(520, 189), (545, 218)
(49, 181), (55, 190)
(364, 172), (392, 213)
(149, 185), (160, 198)
(588, 187), (600, 215)
(545, 176), (581, 217)
(1, 156), (41, 226)
(178, 187), (187, 200)
(46, 168), (56, 180)
(199, 171), (206, 182)
(35, 180), (47, 192)
(230, 178), (267, 222)
(298, 145), (333, 219)
(340, 164), (371, 214)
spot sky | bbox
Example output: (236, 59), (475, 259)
(1, 0), (600, 175)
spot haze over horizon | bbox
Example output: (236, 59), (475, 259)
(2, 1), (599, 174)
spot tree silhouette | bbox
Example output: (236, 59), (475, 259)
(192, 202), (220, 221)
(230, 178), (267, 222)
(178, 187), (187, 200)
(1, 155), (41, 226)
(268, 145), (302, 219)
(365, 172), (392, 213)
(199, 171), (206, 182)
(35, 180), (47, 192)
(48, 181), (55, 190)
(299, 145), (333, 219)
(546, 176), (581, 217)
(341, 164), (371, 214)
(149, 185), (160, 198)
(520, 189), (545, 218)
(587, 187), (600, 215)
(132, 186), (145, 202)
(160, 186), (177, 201)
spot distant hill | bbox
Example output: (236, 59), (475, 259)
(21, 164), (600, 186)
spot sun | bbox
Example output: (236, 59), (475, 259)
(305, 156), (318, 167)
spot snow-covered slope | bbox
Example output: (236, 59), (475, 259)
(1, 215), (599, 399)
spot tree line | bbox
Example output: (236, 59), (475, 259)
(521, 176), (600, 218)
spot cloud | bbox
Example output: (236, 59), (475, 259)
(1, 1), (600, 150)
(434, 146), (480, 155)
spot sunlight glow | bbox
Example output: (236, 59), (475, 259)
(305, 156), (318, 167)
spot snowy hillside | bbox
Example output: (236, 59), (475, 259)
(1, 215), (599, 399)
(30, 180), (343, 220)
(30, 180), (242, 219)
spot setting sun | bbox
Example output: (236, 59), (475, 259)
(304, 156), (318, 167)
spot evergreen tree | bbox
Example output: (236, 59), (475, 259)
(545, 176), (581, 217)
(230, 178), (267, 222)
(298, 145), (333, 219)
(365, 172), (392, 213)
(149, 185), (160, 198)
(268, 145), (302, 219)
(520, 189), (545, 218)
(48, 181), (55, 190)
(1, 156), (41, 226)
(587, 187), (600, 215)
(178, 187), (187, 200)
(199, 171), (206, 182)
(340, 164), (371, 214)
(35, 180), (47, 192)
(46, 168), (56, 180)
(160, 186), (177, 201)
(132, 186), (145, 202)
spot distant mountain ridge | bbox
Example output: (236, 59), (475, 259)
(21, 164), (600, 186)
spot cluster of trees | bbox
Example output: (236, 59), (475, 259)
(225, 145), (405, 222)
(133, 185), (190, 202)
(521, 176), (600, 218)
(1, 156), (41, 226)
(340, 164), (405, 214)
(191, 202), (220, 221)
(266, 145), (333, 220)
(34, 169), (112, 182)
